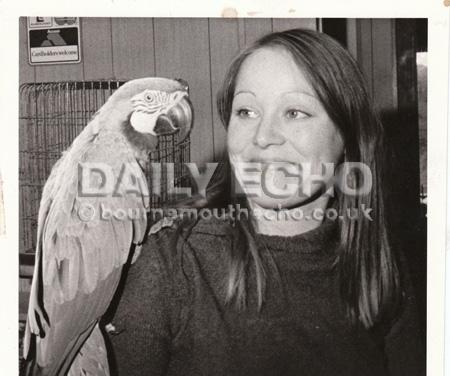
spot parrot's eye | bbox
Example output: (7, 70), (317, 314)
(145, 93), (153, 102)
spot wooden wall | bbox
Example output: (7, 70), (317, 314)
(19, 17), (317, 165)
(347, 19), (398, 112)
(19, 18), (400, 163)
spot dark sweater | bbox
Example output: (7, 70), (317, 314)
(107, 216), (425, 376)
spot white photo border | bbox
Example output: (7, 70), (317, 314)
(0, 1), (448, 375)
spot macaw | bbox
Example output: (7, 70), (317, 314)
(23, 77), (193, 375)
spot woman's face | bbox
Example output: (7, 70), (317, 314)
(227, 47), (344, 209)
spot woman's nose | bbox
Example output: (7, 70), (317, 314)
(253, 116), (285, 148)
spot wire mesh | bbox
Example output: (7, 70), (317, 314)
(19, 80), (191, 254)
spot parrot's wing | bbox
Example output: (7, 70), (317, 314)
(23, 121), (100, 363)
(24, 124), (149, 375)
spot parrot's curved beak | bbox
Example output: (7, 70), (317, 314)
(154, 96), (194, 142)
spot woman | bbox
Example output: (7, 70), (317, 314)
(108, 29), (425, 375)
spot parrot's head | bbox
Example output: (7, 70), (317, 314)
(100, 77), (193, 152)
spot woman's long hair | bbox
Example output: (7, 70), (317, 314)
(216, 28), (400, 329)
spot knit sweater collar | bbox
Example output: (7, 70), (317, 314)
(254, 219), (339, 254)
(192, 215), (339, 254)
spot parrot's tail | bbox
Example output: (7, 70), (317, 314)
(23, 331), (110, 376)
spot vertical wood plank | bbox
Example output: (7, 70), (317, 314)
(34, 60), (84, 83)
(19, 17), (35, 85)
(237, 19), (246, 50)
(346, 19), (358, 60)
(356, 19), (374, 97)
(271, 18), (317, 32)
(111, 18), (156, 80)
(209, 18), (241, 160)
(371, 19), (397, 111)
(240, 18), (273, 49)
(355, 19), (397, 111)
(316, 18), (323, 32)
(154, 18), (213, 165)
(82, 17), (114, 80)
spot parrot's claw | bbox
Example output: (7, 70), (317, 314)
(30, 310), (50, 337)
(105, 322), (122, 335)
(29, 295), (50, 337)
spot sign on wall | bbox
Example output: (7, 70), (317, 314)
(27, 17), (81, 65)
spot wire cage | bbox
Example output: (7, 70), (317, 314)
(19, 80), (191, 254)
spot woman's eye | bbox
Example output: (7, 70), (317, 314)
(236, 108), (258, 119)
(285, 109), (309, 120)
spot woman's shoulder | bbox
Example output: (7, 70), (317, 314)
(116, 215), (234, 325)
(111, 215), (233, 319)
(136, 214), (234, 268)
(149, 213), (233, 241)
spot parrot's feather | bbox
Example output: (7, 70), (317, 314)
(68, 324), (109, 376)
(45, 322), (97, 376)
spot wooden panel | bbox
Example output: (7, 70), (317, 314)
(111, 18), (156, 80)
(153, 18), (213, 165)
(272, 18), (317, 32)
(81, 17), (114, 80)
(240, 18), (273, 49)
(354, 19), (397, 111)
(371, 19), (397, 111)
(35, 61), (84, 83)
(209, 18), (241, 160)
(19, 17), (35, 85)
(356, 19), (374, 96)
(346, 19), (358, 59)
